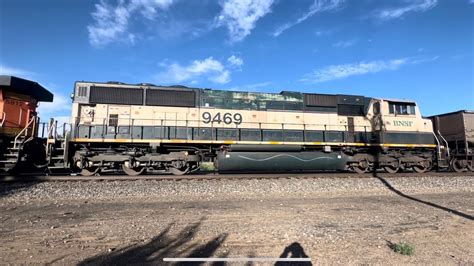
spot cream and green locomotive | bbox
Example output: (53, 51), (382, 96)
(68, 81), (441, 175)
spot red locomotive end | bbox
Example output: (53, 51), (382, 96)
(0, 76), (53, 137)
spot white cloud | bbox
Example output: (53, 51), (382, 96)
(273, 0), (344, 37)
(88, 0), (175, 47)
(410, 55), (439, 64)
(332, 40), (355, 48)
(227, 55), (244, 67)
(376, 0), (437, 20)
(156, 57), (232, 84)
(315, 29), (334, 36)
(0, 65), (35, 78)
(36, 82), (73, 122)
(37, 93), (71, 118)
(301, 56), (438, 83)
(216, 0), (274, 43)
(129, 0), (174, 19)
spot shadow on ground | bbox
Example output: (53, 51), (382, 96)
(79, 217), (228, 265)
(79, 218), (315, 266)
(0, 179), (42, 199)
(276, 242), (313, 266)
(376, 175), (473, 220)
(371, 151), (473, 221)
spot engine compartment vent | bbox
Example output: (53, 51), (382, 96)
(146, 89), (196, 107)
(304, 94), (337, 107)
(89, 86), (143, 105)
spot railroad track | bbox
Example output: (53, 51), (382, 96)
(0, 170), (472, 182)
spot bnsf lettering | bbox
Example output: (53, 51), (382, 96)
(202, 112), (242, 125)
(5, 99), (23, 106)
(393, 121), (413, 127)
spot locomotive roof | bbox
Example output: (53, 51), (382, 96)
(0, 75), (53, 102)
(76, 80), (366, 99)
(427, 109), (474, 117)
(380, 98), (416, 104)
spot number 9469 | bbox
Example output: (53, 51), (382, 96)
(202, 112), (242, 125)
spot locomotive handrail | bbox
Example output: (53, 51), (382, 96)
(72, 116), (370, 130)
(432, 131), (442, 159)
(70, 116), (380, 144)
(0, 111), (5, 127)
(13, 116), (36, 149)
(437, 130), (450, 158)
(46, 119), (57, 140)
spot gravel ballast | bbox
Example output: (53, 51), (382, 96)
(1, 175), (472, 202)
(1, 174), (473, 265)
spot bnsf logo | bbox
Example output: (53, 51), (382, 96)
(393, 121), (413, 127)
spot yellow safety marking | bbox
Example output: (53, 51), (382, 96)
(71, 138), (437, 148)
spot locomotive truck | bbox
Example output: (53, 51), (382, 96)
(1, 76), (472, 175)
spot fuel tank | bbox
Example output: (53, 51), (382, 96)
(215, 151), (349, 172)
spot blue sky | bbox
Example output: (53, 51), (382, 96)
(0, 0), (473, 120)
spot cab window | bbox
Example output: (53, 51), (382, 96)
(373, 102), (380, 115)
(388, 102), (416, 115)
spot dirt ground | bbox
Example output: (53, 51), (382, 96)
(0, 176), (473, 265)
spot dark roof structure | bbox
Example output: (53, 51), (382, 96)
(427, 110), (474, 118)
(0, 75), (53, 102)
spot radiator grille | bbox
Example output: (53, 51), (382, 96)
(337, 104), (365, 116)
(304, 94), (337, 107)
(146, 89), (195, 107)
(89, 86), (143, 105)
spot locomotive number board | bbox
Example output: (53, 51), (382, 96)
(202, 112), (243, 125)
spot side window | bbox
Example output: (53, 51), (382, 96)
(373, 102), (380, 115)
(388, 102), (416, 115)
(388, 103), (395, 114)
(400, 105), (408, 114)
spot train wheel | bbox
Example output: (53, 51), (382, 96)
(412, 160), (433, 173)
(412, 165), (427, 173)
(353, 166), (367, 174)
(467, 166), (473, 172)
(81, 167), (100, 176)
(122, 164), (146, 176)
(450, 158), (467, 173)
(383, 159), (400, 174)
(383, 165), (399, 174)
(412, 160), (431, 173)
(169, 166), (189, 175)
(352, 160), (369, 174)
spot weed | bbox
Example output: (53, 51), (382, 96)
(389, 241), (415, 256)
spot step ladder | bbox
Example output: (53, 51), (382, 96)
(0, 116), (37, 172)
(45, 119), (70, 172)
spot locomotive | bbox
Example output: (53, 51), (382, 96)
(0, 76), (53, 172)
(0, 75), (472, 175)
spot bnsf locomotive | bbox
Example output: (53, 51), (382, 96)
(0, 76), (472, 175)
(0, 76), (53, 172)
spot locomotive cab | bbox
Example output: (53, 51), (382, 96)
(366, 99), (435, 145)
